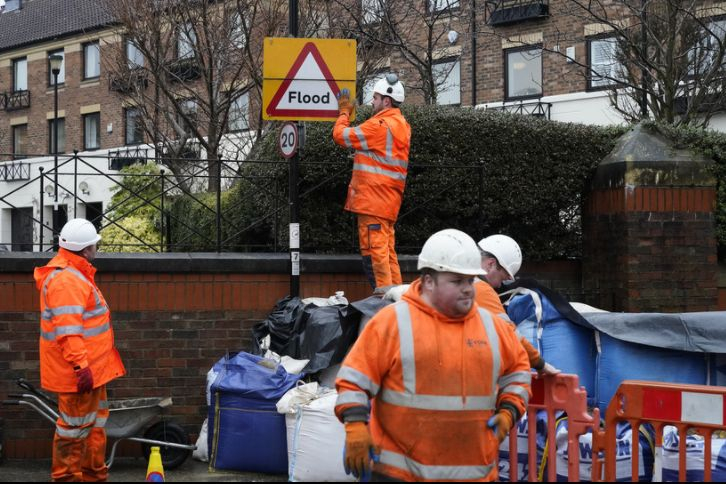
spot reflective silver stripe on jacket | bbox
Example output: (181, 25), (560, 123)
(94, 417), (107, 428)
(98, 400), (109, 410)
(60, 410), (97, 427)
(55, 426), (91, 439)
(478, 308), (501, 396)
(500, 384), (530, 407)
(342, 127), (369, 150)
(380, 303), (497, 411)
(499, 312), (513, 323)
(337, 366), (380, 397)
(358, 149), (408, 170)
(42, 322), (111, 341)
(498, 371), (531, 389)
(336, 390), (370, 407)
(379, 450), (495, 481)
(352, 163), (407, 182)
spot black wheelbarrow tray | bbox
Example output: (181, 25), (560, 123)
(3, 378), (196, 469)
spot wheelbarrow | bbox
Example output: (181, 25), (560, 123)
(3, 378), (196, 469)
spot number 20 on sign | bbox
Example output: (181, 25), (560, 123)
(279, 122), (298, 159)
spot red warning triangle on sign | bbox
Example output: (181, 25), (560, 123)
(266, 42), (342, 118)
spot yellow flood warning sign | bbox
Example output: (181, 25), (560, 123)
(263, 38), (357, 121)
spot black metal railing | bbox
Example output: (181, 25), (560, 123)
(487, 100), (552, 119)
(0, 161), (30, 181)
(0, 90), (31, 111)
(109, 69), (149, 93)
(485, 0), (549, 26)
(168, 58), (202, 82)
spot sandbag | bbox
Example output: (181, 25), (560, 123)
(555, 418), (655, 482)
(659, 427), (726, 481)
(498, 410), (548, 482)
(208, 352), (302, 474)
(277, 383), (354, 482)
(595, 333), (708, 413)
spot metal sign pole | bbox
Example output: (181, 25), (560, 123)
(289, 0), (300, 298)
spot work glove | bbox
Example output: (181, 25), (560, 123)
(337, 88), (355, 117)
(75, 366), (94, 394)
(538, 362), (561, 376)
(343, 421), (380, 479)
(487, 408), (515, 443)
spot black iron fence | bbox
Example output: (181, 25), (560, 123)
(0, 151), (499, 254)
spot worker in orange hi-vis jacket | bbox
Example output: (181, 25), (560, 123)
(34, 219), (125, 482)
(475, 234), (560, 376)
(332, 73), (411, 291)
(335, 229), (531, 482)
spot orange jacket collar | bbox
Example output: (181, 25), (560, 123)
(403, 278), (479, 324)
(50, 248), (97, 279)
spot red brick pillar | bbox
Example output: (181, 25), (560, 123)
(583, 124), (718, 312)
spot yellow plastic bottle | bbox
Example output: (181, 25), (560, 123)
(145, 446), (165, 482)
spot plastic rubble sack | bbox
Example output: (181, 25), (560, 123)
(192, 418), (210, 462)
(659, 427), (726, 481)
(208, 352), (302, 474)
(277, 382), (355, 482)
(252, 296), (362, 373)
(507, 290), (597, 405)
(498, 410), (548, 481)
(595, 332), (707, 413)
(554, 417), (655, 482)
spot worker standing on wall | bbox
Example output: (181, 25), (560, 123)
(332, 74), (412, 291)
(34, 219), (125, 482)
(335, 229), (531, 481)
(476, 234), (560, 376)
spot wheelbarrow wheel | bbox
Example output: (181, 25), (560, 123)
(142, 421), (191, 470)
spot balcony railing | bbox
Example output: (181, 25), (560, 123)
(487, 100), (552, 119)
(485, 0), (549, 26)
(0, 90), (31, 111)
(168, 58), (202, 82)
(108, 146), (150, 171)
(109, 70), (149, 93)
(0, 161), (30, 181)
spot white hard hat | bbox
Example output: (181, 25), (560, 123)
(418, 229), (485, 276)
(373, 73), (405, 103)
(478, 234), (522, 282)
(59, 218), (101, 252)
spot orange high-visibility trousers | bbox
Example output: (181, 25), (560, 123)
(357, 214), (402, 289)
(52, 386), (108, 482)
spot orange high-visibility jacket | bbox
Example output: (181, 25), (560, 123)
(335, 279), (531, 482)
(34, 249), (125, 393)
(332, 108), (411, 222)
(474, 279), (544, 370)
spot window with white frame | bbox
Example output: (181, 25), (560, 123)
(433, 58), (461, 105)
(125, 108), (144, 145)
(126, 40), (144, 68)
(12, 124), (27, 159)
(588, 36), (621, 89)
(13, 57), (27, 91)
(691, 19), (726, 76)
(83, 113), (101, 150)
(429, 0), (459, 13)
(48, 50), (65, 85)
(178, 23), (197, 59)
(178, 99), (197, 136)
(83, 41), (100, 79)
(48, 118), (66, 154)
(505, 46), (542, 99)
(231, 12), (247, 49)
(228, 92), (249, 132)
(361, 73), (384, 104)
(362, 0), (385, 24)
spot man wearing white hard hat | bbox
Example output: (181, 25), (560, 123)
(33, 219), (125, 481)
(335, 229), (530, 481)
(332, 73), (412, 291)
(476, 234), (559, 376)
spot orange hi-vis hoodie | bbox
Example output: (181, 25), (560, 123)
(333, 107), (411, 222)
(474, 279), (544, 371)
(34, 248), (125, 393)
(335, 278), (531, 482)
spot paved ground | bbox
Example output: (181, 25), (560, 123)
(0, 457), (285, 482)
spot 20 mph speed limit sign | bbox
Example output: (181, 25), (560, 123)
(279, 122), (298, 159)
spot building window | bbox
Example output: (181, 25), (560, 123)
(126, 40), (144, 68)
(125, 108), (144, 145)
(433, 58), (461, 105)
(362, 0), (385, 23)
(505, 46), (543, 100)
(12, 124), (27, 159)
(83, 41), (101, 79)
(361, 73), (384, 105)
(83, 113), (101, 150)
(12, 57), (27, 91)
(588, 36), (621, 90)
(48, 118), (66, 154)
(3, 0), (22, 13)
(231, 13), (247, 49)
(429, 0), (459, 13)
(177, 23), (197, 59)
(47, 49), (65, 85)
(691, 19), (726, 76)
(178, 99), (197, 136)
(228, 92), (249, 132)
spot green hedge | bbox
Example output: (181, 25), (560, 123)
(170, 106), (634, 259)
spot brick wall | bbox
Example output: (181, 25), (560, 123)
(0, 252), (581, 459)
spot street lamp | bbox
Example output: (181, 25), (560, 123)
(49, 54), (63, 249)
